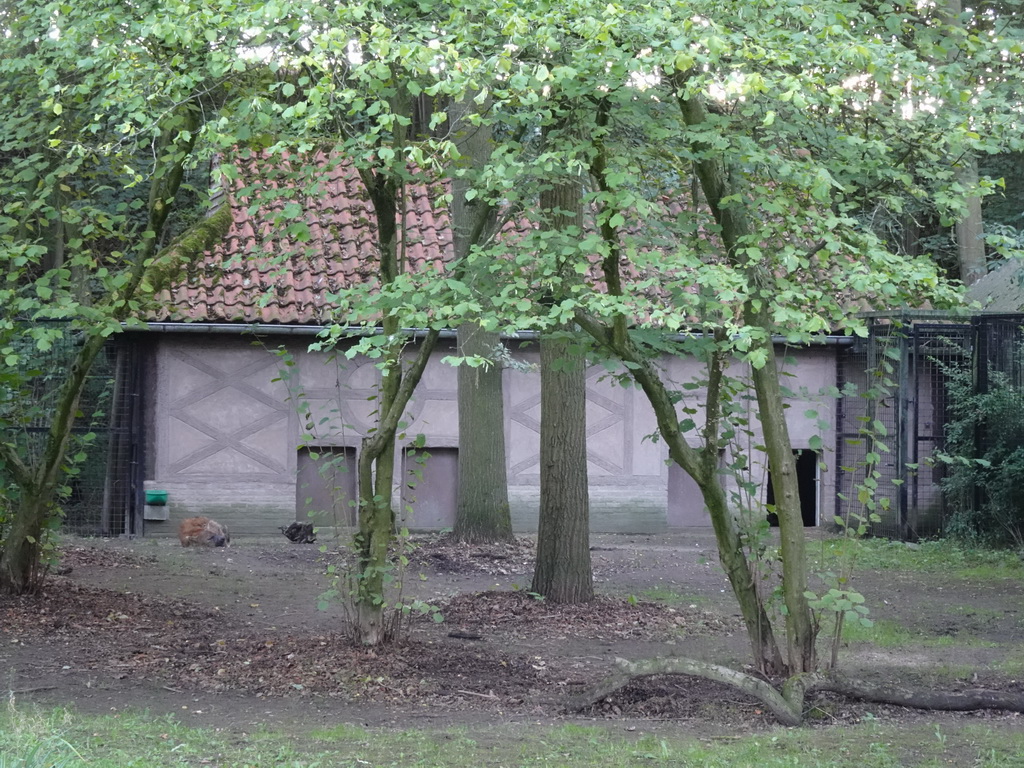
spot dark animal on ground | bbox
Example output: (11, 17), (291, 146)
(280, 521), (317, 544)
(179, 517), (230, 547)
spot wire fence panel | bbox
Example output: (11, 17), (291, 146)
(2, 327), (143, 537)
(836, 314), (1024, 541)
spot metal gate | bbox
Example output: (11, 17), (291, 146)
(836, 313), (1024, 540)
(2, 328), (145, 537)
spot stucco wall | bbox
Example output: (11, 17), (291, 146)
(143, 334), (839, 536)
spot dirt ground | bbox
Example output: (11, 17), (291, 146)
(1, 530), (1022, 737)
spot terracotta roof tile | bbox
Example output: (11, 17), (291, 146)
(155, 155), (454, 324)
(155, 153), (699, 327)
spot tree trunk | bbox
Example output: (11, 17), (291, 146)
(942, 1), (987, 285)
(582, 107), (784, 671)
(0, 104), (225, 596)
(454, 323), (514, 543)
(532, 330), (594, 603)
(351, 326), (441, 645)
(746, 327), (817, 674)
(955, 160), (987, 285)
(353, 327), (402, 646)
(0, 333), (106, 595)
(530, 144), (593, 604)
(449, 95), (513, 544)
(574, 316), (785, 672)
(0, 494), (48, 595)
(674, 85), (814, 675)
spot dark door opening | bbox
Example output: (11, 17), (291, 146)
(400, 447), (459, 530)
(296, 446), (358, 527)
(766, 449), (818, 527)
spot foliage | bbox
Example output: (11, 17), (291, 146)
(2, 0), (1021, 713)
(318, 525), (445, 644)
(937, 366), (1024, 549)
(981, 152), (1024, 235)
(0, 0), (255, 592)
(433, 0), (1024, 714)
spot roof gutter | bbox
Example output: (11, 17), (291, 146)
(138, 322), (458, 339)
(135, 322), (854, 346)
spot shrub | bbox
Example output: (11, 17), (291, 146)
(938, 366), (1024, 549)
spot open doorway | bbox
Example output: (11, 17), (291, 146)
(766, 449), (818, 527)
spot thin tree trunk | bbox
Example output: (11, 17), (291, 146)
(574, 313), (786, 673)
(352, 326), (441, 644)
(353, 322), (402, 646)
(675, 85), (815, 675)
(532, 331), (593, 603)
(581, 102), (785, 672)
(746, 326), (817, 674)
(956, 161), (987, 285)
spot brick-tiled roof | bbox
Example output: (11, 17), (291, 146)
(156, 156), (453, 324)
(967, 258), (1024, 312)
(156, 152), (707, 327)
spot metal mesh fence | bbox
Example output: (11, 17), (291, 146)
(836, 324), (906, 539)
(836, 314), (1024, 541)
(2, 327), (143, 537)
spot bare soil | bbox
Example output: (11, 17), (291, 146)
(1, 531), (1021, 737)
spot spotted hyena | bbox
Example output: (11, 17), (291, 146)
(178, 516), (230, 547)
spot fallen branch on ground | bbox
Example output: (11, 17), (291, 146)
(568, 656), (1024, 726)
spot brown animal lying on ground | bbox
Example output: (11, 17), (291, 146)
(178, 516), (230, 547)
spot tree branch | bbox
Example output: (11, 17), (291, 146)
(806, 674), (1024, 714)
(570, 658), (1024, 726)
(0, 442), (34, 491)
(144, 203), (234, 294)
(567, 656), (802, 727)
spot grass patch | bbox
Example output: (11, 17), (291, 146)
(994, 648), (1024, 676)
(812, 538), (1023, 580)
(636, 586), (708, 606)
(3, 703), (1024, 767)
(838, 617), (998, 649)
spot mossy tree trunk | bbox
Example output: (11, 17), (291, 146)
(350, 163), (444, 644)
(676, 87), (816, 675)
(578, 101), (786, 671)
(0, 334), (104, 594)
